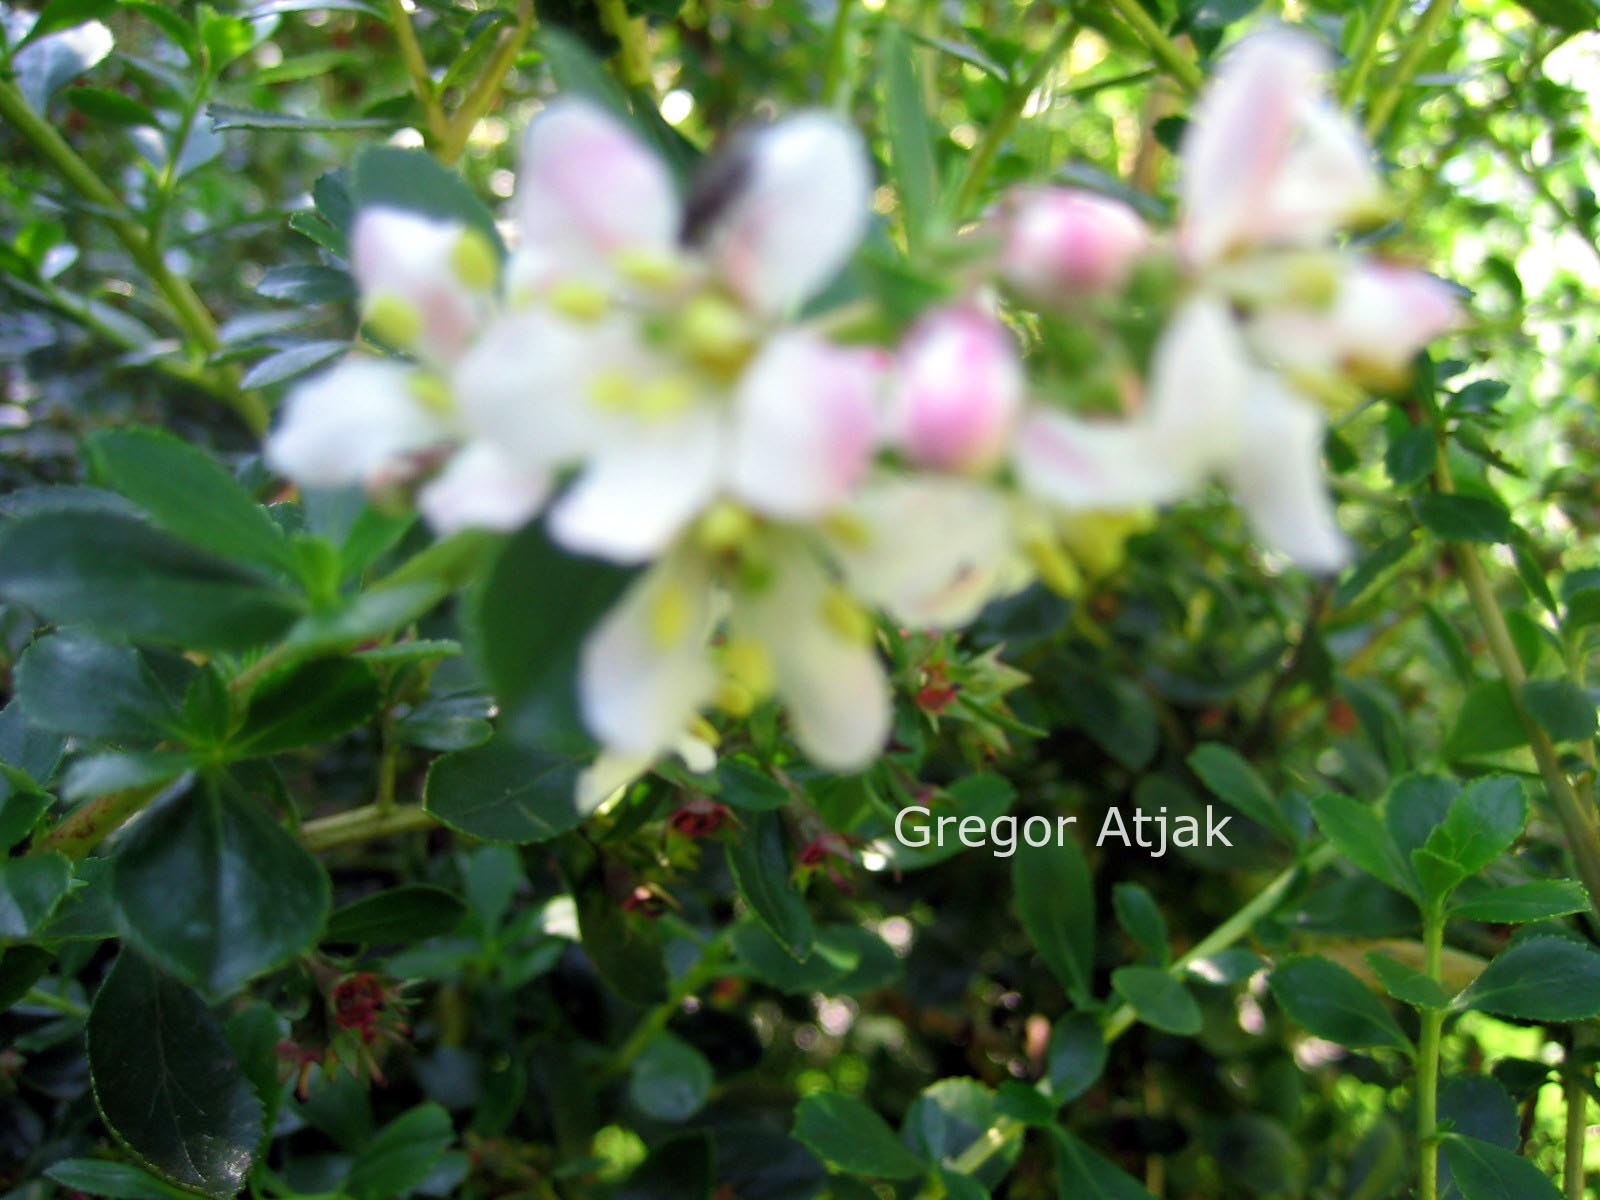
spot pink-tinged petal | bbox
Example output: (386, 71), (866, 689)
(1144, 296), (1251, 468)
(350, 209), (491, 364)
(550, 409), (723, 563)
(833, 477), (1022, 629)
(265, 359), (448, 488)
(1265, 101), (1382, 241)
(734, 548), (890, 771)
(416, 443), (550, 533)
(1328, 262), (1461, 377)
(515, 98), (681, 277)
(452, 311), (626, 466)
(1179, 32), (1326, 265)
(702, 112), (872, 316)
(1224, 377), (1349, 571)
(999, 187), (1151, 300)
(892, 305), (1023, 473)
(579, 554), (719, 760)
(729, 332), (881, 519)
(1012, 411), (1186, 510)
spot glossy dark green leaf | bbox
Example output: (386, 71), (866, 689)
(881, 23), (939, 245)
(1454, 937), (1600, 1021)
(233, 657), (381, 756)
(1013, 837), (1094, 1003)
(1310, 793), (1414, 897)
(1267, 954), (1411, 1051)
(1384, 425), (1436, 488)
(1049, 1128), (1157, 1199)
(1450, 880), (1590, 923)
(1444, 682), (1528, 760)
(0, 511), (304, 651)
(628, 1033), (714, 1121)
(1417, 776), (1526, 901)
(65, 84), (157, 126)
(1046, 1013), (1108, 1102)
(15, 632), (183, 740)
(715, 755), (790, 810)
(87, 952), (263, 1197)
(903, 1078), (1019, 1186)
(576, 885), (667, 1005)
(344, 1102), (454, 1200)
(1112, 882), (1168, 961)
(0, 770), (51, 850)
(0, 853), (72, 937)
(1111, 965), (1202, 1035)
(1187, 743), (1289, 839)
(239, 338), (348, 388)
(1364, 951), (1452, 1009)
(112, 779), (330, 998)
(350, 145), (504, 258)
(43, 1158), (194, 1199)
(424, 734), (586, 843)
(791, 1091), (927, 1181)
(1414, 493), (1515, 544)
(728, 810), (813, 959)
(1441, 1134), (1562, 1200)
(15, 0), (113, 48)
(470, 522), (636, 750)
(1522, 679), (1596, 742)
(0, 699), (65, 784)
(326, 884), (466, 944)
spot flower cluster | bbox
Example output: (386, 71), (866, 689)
(267, 29), (1458, 779)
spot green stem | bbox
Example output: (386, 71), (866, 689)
(23, 987), (90, 1020)
(0, 79), (265, 434)
(820, 0), (858, 111)
(1565, 1048), (1589, 1200)
(1363, 0), (1452, 139)
(949, 843), (1337, 1175)
(439, 0), (535, 165)
(1416, 910), (1445, 1200)
(595, 0), (653, 93)
(1101, 0), (1202, 94)
(598, 932), (729, 1079)
(30, 783), (168, 860)
(1338, 0), (1406, 107)
(300, 802), (437, 852)
(385, 0), (450, 146)
(951, 19), (1078, 218)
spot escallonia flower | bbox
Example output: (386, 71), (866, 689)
(1013, 29), (1460, 573)
(451, 98), (886, 565)
(996, 186), (1152, 303)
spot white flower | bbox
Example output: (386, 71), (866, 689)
(891, 305), (1024, 474)
(459, 98), (880, 564)
(998, 187), (1152, 301)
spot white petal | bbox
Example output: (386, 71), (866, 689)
(833, 476), (1021, 629)
(702, 113), (871, 316)
(550, 409), (723, 563)
(1326, 262), (1460, 375)
(575, 752), (649, 815)
(515, 99), (681, 277)
(265, 359), (447, 488)
(1265, 101), (1383, 242)
(1143, 296), (1252, 469)
(579, 555), (719, 760)
(735, 549), (890, 771)
(1179, 32), (1326, 264)
(892, 305), (1023, 473)
(350, 209), (490, 364)
(1012, 411), (1185, 510)
(1224, 377), (1350, 571)
(728, 332), (881, 519)
(416, 443), (549, 533)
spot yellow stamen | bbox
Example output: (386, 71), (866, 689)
(689, 715), (721, 747)
(695, 501), (755, 553)
(451, 229), (497, 290)
(1022, 533), (1084, 598)
(680, 294), (754, 373)
(1057, 510), (1153, 580)
(648, 578), (692, 648)
(822, 511), (872, 549)
(364, 294), (422, 350)
(613, 248), (684, 291)
(636, 375), (696, 419)
(820, 585), (874, 645)
(408, 373), (455, 416)
(587, 368), (636, 411)
(723, 635), (775, 699)
(549, 279), (611, 323)
(1283, 254), (1340, 309)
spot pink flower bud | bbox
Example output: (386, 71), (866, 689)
(894, 306), (1022, 473)
(1000, 187), (1151, 300)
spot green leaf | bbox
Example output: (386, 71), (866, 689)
(232, 658), (381, 756)
(1013, 837), (1095, 1003)
(1364, 951), (1453, 1009)
(1414, 493), (1515, 544)
(880, 23), (939, 247)
(238, 339), (347, 389)
(43, 1158), (194, 1199)
(350, 144), (504, 259)
(1521, 679), (1596, 742)
(326, 884), (467, 944)
(1441, 1135), (1563, 1200)
(256, 264), (355, 304)
(728, 810), (813, 960)
(16, 0), (114, 48)
(1110, 965), (1202, 1035)
(1267, 955), (1412, 1052)
(1454, 937), (1600, 1021)
(470, 522), (636, 750)
(1046, 1012), (1108, 1102)
(1112, 883), (1168, 962)
(0, 770), (52, 850)
(715, 756), (789, 810)
(576, 884), (667, 1005)
(14, 632), (183, 740)
(1417, 776), (1527, 902)
(87, 952), (263, 1197)
(618, 1134), (714, 1200)
(65, 85), (157, 127)
(112, 778), (330, 998)
(903, 1079), (1019, 1185)
(0, 698), (65, 783)
(0, 511), (304, 651)
(207, 102), (396, 131)
(628, 1033), (714, 1121)
(1450, 880), (1590, 923)
(0, 853), (72, 938)
(1384, 425), (1436, 488)
(1445, 682), (1529, 760)
(1309, 793), (1413, 897)
(423, 734), (587, 843)
(730, 921), (898, 994)
(344, 1103), (454, 1200)
(1187, 743), (1290, 840)
(790, 1092), (927, 1181)
(1049, 1128), (1158, 1199)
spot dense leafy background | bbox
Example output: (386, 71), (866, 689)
(2, 1), (1600, 1198)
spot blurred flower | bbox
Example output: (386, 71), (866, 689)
(998, 187), (1151, 301)
(891, 305), (1023, 473)
(670, 797), (734, 838)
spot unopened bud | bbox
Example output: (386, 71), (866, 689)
(1000, 187), (1151, 301)
(893, 305), (1022, 473)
